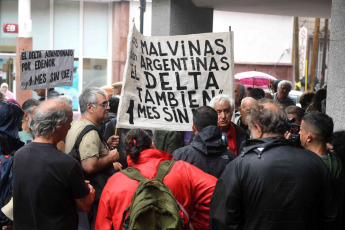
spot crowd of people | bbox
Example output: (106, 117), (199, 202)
(0, 80), (344, 230)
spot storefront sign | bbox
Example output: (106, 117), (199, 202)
(3, 23), (18, 33)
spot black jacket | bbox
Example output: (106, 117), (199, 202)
(233, 122), (247, 154)
(173, 125), (236, 178)
(210, 136), (338, 230)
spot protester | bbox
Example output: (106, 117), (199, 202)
(236, 97), (258, 138)
(249, 88), (265, 100)
(173, 106), (236, 178)
(210, 101), (338, 229)
(209, 95), (246, 155)
(65, 87), (120, 228)
(95, 129), (217, 230)
(13, 98), (95, 229)
(234, 83), (246, 120)
(112, 81), (122, 98)
(330, 131), (345, 229)
(300, 112), (342, 180)
(271, 79), (281, 93)
(330, 131), (345, 167)
(285, 105), (304, 125)
(306, 88), (327, 113)
(154, 130), (184, 154)
(6, 98), (20, 107)
(1, 83), (14, 100)
(300, 112), (345, 230)
(299, 91), (315, 111)
(100, 96), (119, 141)
(0, 101), (24, 229)
(234, 83), (246, 110)
(273, 80), (295, 108)
(18, 98), (40, 145)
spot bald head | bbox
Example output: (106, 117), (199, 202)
(262, 102), (280, 112)
(240, 97), (258, 126)
(241, 97), (257, 108)
(39, 98), (71, 114)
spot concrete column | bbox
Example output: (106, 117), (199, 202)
(326, 0), (345, 130)
(16, 38), (33, 105)
(152, 0), (213, 36)
(112, 2), (129, 83)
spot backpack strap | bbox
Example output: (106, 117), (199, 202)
(71, 125), (99, 162)
(121, 160), (176, 182)
(121, 167), (147, 182)
(154, 160), (175, 181)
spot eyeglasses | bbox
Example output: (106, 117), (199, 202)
(99, 101), (109, 108)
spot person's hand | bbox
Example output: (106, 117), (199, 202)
(284, 131), (291, 140)
(2, 225), (13, 230)
(107, 135), (119, 149)
(113, 162), (123, 171)
(108, 148), (120, 163)
(88, 184), (95, 200)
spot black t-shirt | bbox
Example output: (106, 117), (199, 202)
(13, 142), (90, 230)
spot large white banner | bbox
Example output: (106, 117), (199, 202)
(117, 24), (234, 131)
(20, 49), (74, 90)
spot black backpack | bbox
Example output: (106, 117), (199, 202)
(121, 160), (184, 230)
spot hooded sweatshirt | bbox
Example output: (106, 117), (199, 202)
(173, 125), (236, 178)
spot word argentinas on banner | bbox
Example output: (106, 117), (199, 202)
(20, 49), (74, 90)
(117, 24), (234, 131)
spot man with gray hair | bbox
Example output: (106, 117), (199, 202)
(209, 95), (246, 155)
(65, 87), (119, 228)
(210, 101), (338, 229)
(13, 98), (95, 229)
(273, 80), (295, 108)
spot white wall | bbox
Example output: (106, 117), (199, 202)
(213, 11), (294, 64)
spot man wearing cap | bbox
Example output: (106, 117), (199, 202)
(112, 81), (122, 98)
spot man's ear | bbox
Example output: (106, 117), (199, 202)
(87, 103), (93, 114)
(56, 120), (63, 129)
(24, 113), (29, 121)
(192, 124), (198, 135)
(307, 132), (312, 143)
(254, 124), (263, 138)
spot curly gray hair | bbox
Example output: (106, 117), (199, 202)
(246, 101), (289, 135)
(209, 94), (235, 111)
(31, 99), (71, 137)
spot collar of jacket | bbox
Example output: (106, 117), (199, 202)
(240, 136), (289, 158)
(127, 148), (173, 167)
